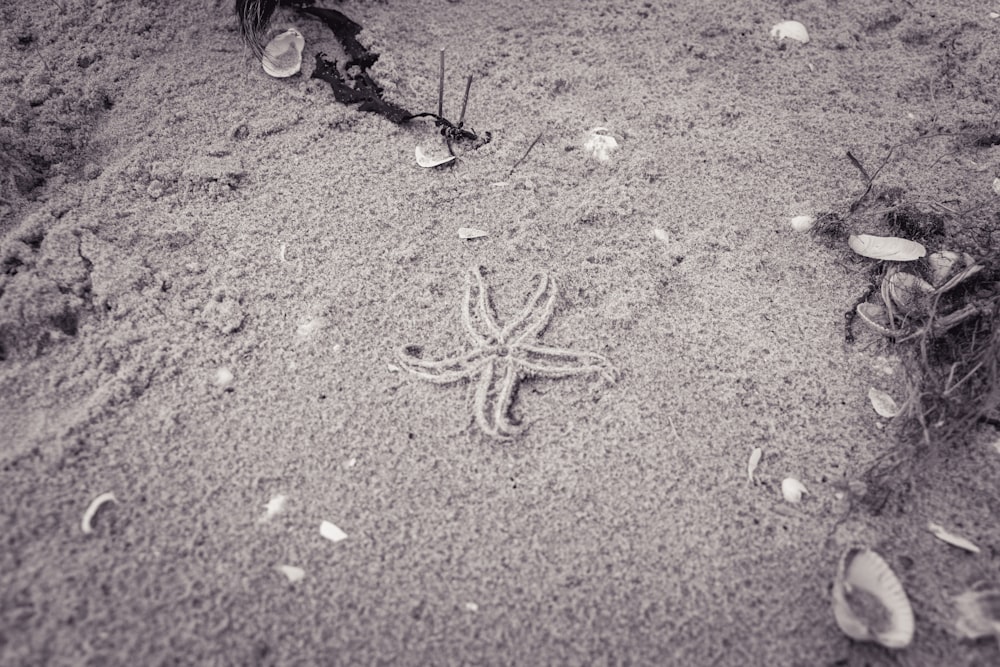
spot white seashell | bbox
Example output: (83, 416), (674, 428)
(81, 492), (117, 534)
(927, 250), (963, 287)
(653, 228), (670, 243)
(953, 582), (1000, 640)
(832, 547), (915, 648)
(855, 302), (893, 336)
(583, 127), (620, 163)
(790, 215), (816, 232)
(993, 177), (1000, 196)
(770, 20), (810, 44)
(262, 29), (305, 78)
(415, 145), (456, 168)
(927, 522), (981, 554)
(275, 564), (306, 583)
(457, 227), (488, 239)
(747, 447), (762, 484)
(320, 520), (348, 543)
(848, 234), (926, 261)
(886, 272), (933, 314)
(868, 388), (901, 418)
(781, 477), (807, 503)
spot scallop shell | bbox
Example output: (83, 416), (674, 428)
(770, 20), (810, 44)
(832, 547), (915, 649)
(848, 234), (926, 261)
(262, 29), (305, 78)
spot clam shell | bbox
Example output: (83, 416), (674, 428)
(770, 20), (810, 44)
(848, 234), (926, 261)
(832, 547), (915, 649)
(886, 271), (934, 315)
(855, 302), (894, 336)
(868, 387), (900, 418)
(415, 145), (456, 168)
(262, 29), (305, 78)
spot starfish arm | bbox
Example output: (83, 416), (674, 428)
(396, 345), (489, 384)
(463, 265), (502, 344)
(515, 342), (617, 383)
(505, 272), (558, 345)
(473, 357), (524, 438)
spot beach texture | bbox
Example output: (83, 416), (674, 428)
(2, 1), (999, 664)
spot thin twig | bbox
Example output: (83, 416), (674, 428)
(507, 131), (543, 177)
(458, 75), (473, 126)
(437, 48), (445, 118)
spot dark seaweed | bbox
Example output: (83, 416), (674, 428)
(310, 54), (412, 124)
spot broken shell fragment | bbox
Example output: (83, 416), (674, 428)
(81, 492), (117, 534)
(275, 564), (306, 583)
(781, 477), (807, 503)
(927, 522), (981, 554)
(832, 547), (915, 649)
(262, 29), (305, 78)
(415, 145), (456, 168)
(458, 227), (488, 239)
(927, 250), (963, 287)
(747, 447), (763, 484)
(953, 581), (1000, 641)
(886, 272), (934, 315)
(583, 127), (619, 163)
(770, 20), (810, 44)
(868, 388), (901, 418)
(320, 520), (348, 543)
(849, 234), (926, 261)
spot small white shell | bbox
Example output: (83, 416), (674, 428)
(832, 547), (915, 648)
(868, 387), (901, 418)
(320, 520), (348, 543)
(848, 234), (926, 261)
(770, 20), (810, 44)
(953, 582), (1000, 640)
(215, 367), (234, 387)
(262, 494), (287, 520)
(927, 522), (981, 554)
(747, 447), (762, 484)
(653, 228), (670, 243)
(992, 177), (1000, 196)
(81, 492), (117, 534)
(262, 29), (305, 78)
(415, 145), (456, 168)
(457, 227), (488, 239)
(781, 477), (807, 503)
(886, 272), (933, 314)
(583, 127), (619, 163)
(790, 215), (816, 232)
(855, 302), (893, 335)
(275, 564), (306, 583)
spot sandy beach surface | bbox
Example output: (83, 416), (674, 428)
(2, 1), (999, 665)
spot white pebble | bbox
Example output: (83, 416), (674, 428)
(770, 21), (810, 44)
(215, 367), (234, 387)
(275, 564), (306, 583)
(781, 477), (808, 503)
(790, 215), (816, 232)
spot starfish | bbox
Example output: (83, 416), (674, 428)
(397, 266), (616, 438)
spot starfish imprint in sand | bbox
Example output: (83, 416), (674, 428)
(397, 266), (616, 438)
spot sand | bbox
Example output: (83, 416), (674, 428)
(2, 0), (999, 665)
